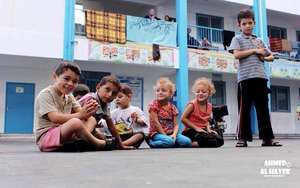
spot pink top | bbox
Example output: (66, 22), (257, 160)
(186, 100), (212, 129)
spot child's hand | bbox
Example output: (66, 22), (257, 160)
(208, 129), (218, 135)
(170, 133), (177, 141)
(255, 48), (267, 56)
(255, 48), (270, 61)
(258, 54), (265, 62)
(80, 100), (98, 119)
(166, 129), (173, 135)
(195, 128), (207, 133)
(130, 112), (138, 123)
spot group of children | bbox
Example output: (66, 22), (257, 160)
(35, 9), (281, 152)
(35, 62), (222, 151)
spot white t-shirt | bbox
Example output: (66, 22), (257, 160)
(111, 105), (148, 134)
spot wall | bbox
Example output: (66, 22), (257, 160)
(0, 0), (65, 58)
(0, 55), (57, 133)
(156, 0), (300, 42)
(1, 55), (299, 134)
(270, 78), (300, 134)
(157, 0), (248, 32)
(267, 11), (300, 42)
(80, 0), (153, 17)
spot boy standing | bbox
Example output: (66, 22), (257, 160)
(229, 9), (281, 147)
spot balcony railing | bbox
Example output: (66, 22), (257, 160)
(271, 40), (300, 61)
(187, 25), (223, 50)
(192, 25), (223, 44)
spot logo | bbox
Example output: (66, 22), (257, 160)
(260, 160), (291, 177)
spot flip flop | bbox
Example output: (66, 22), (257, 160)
(261, 141), (282, 147)
(236, 140), (248, 147)
(103, 137), (116, 151)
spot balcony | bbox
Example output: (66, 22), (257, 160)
(74, 6), (177, 68)
(74, 4), (300, 80)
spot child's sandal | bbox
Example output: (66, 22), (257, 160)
(261, 140), (282, 147)
(103, 137), (116, 151)
(235, 140), (247, 147)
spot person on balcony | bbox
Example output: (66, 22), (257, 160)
(187, 28), (200, 49)
(164, 15), (176, 22)
(201, 37), (212, 48)
(164, 15), (171, 21)
(144, 8), (160, 20)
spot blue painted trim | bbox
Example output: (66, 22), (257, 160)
(176, 0), (188, 132)
(252, 0), (269, 134)
(63, 0), (75, 61)
(141, 77), (144, 111)
(251, 0), (260, 134)
(260, 0), (272, 113)
(253, 0), (260, 37)
(189, 24), (224, 31)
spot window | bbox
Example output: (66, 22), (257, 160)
(196, 14), (224, 29)
(196, 14), (224, 43)
(268, 25), (287, 39)
(80, 71), (110, 92)
(211, 81), (226, 106)
(271, 86), (290, 112)
(297, 31), (300, 42)
(75, 4), (86, 36)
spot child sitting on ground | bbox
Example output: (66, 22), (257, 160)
(111, 83), (148, 149)
(147, 77), (191, 148)
(35, 62), (107, 152)
(79, 75), (133, 150)
(181, 78), (224, 148)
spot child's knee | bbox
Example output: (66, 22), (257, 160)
(176, 134), (192, 146)
(161, 136), (175, 146)
(135, 132), (145, 140)
(86, 116), (97, 124)
(178, 137), (192, 147)
(69, 118), (84, 131)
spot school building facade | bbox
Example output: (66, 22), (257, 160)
(1, 0), (300, 136)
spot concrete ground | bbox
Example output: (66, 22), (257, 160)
(0, 137), (299, 188)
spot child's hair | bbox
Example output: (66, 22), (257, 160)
(99, 75), (121, 91)
(237, 9), (254, 23)
(55, 61), (81, 76)
(192, 77), (216, 96)
(120, 83), (133, 97)
(73, 84), (90, 97)
(155, 77), (176, 96)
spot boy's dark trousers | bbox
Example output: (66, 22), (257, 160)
(237, 78), (275, 141)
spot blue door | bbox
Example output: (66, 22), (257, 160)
(5, 82), (35, 133)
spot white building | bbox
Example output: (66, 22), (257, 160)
(1, 0), (300, 136)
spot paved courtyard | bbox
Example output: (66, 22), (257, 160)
(0, 137), (298, 188)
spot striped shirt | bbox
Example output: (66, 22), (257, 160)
(228, 33), (269, 82)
